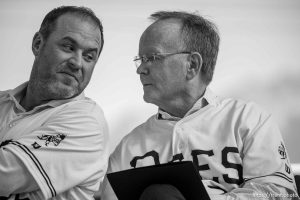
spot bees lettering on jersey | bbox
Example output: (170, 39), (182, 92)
(130, 146), (244, 185)
(37, 133), (66, 146)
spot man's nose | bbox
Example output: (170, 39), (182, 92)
(68, 52), (83, 70)
(136, 62), (149, 75)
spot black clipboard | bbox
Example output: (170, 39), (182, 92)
(107, 161), (211, 200)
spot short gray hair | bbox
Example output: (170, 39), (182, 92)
(39, 6), (104, 54)
(150, 11), (220, 85)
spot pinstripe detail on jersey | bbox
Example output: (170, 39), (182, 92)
(9, 141), (56, 197)
(244, 172), (293, 183)
(244, 174), (271, 182)
(273, 172), (293, 183)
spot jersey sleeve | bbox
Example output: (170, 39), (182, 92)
(225, 106), (299, 199)
(3, 101), (109, 199)
(0, 148), (39, 196)
(241, 113), (297, 192)
(100, 162), (119, 200)
(100, 141), (124, 200)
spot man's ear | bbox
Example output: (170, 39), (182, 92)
(186, 52), (203, 80)
(32, 32), (44, 56)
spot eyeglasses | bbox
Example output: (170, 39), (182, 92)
(133, 51), (192, 68)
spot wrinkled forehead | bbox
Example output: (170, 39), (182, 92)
(57, 13), (100, 31)
(139, 19), (185, 54)
(55, 13), (102, 46)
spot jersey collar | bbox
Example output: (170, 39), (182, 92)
(157, 88), (219, 120)
(4, 82), (85, 113)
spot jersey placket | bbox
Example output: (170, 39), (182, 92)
(172, 121), (190, 161)
(1, 99), (43, 142)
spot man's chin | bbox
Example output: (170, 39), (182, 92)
(48, 85), (80, 100)
(143, 94), (156, 104)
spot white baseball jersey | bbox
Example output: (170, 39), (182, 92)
(101, 88), (299, 200)
(0, 83), (109, 200)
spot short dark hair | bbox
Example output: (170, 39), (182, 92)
(150, 11), (220, 85)
(39, 6), (104, 53)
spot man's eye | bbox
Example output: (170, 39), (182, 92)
(142, 55), (156, 63)
(84, 54), (95, 62)
(62, 44), (74, 51)
(148, 56), (156, 62)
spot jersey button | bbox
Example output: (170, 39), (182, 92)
(179, 143), (185, 150)
(8, 122), (16, 128)
(178, 127), (183, 132)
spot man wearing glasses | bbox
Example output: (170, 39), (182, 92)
(101, 11), (298, 200)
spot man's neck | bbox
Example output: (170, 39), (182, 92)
(160, 87), (206, 118)
(19, 85), (44, 111)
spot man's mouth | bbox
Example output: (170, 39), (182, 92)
(143, 83), (152, 87)
(59, 72), (79, 82)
